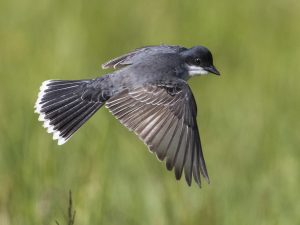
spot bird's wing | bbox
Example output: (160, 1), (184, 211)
(105, 81), (209, 186)
(102, 45), (186, 70)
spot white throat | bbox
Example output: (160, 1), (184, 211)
(186, 65), (208, 76)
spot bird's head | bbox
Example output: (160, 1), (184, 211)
(181, 46), (220, 76)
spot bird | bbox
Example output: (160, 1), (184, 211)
(34, 45), (220, 187)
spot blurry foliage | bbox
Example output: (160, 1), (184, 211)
(0, 0), (299, 224)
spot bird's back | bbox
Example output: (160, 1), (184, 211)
(102, 45), (187, 70)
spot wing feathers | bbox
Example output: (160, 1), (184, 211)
(173, 125), (188, 180)
(165, 118), (183, 170)
(106, 83), (209, 186)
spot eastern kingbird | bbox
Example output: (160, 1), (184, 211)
(34, 45), (220, 186)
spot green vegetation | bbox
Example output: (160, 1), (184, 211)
(0, 0), (299, 224)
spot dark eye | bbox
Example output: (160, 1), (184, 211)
(194, 58), (201, 65)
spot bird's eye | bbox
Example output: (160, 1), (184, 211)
(195, 58), (201, 65)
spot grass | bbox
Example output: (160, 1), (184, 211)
(0, 0), (299, 224)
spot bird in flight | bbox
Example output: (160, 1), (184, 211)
(34, 45), (220, 187)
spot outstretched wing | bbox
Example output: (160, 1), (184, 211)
(105, 81), (209, 186)
(102, 45), (187, 70)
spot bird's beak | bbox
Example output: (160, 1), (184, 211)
(204, 65), (220, 75)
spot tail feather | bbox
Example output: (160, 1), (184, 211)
(44, 99), (82, 121)
(40, 94), (78, 111)
(58, 102), (101, 139)
(34, 79), (104, 145)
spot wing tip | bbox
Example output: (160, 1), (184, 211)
(101, 63), (108, 69)
(204, 175), (210, 184)
(200, 164), (210, 184)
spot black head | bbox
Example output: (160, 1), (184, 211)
(180, 46), (220, 75)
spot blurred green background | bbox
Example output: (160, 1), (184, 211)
(0, 0), (299, 224)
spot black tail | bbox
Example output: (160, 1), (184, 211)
(34, 79), (105, 145)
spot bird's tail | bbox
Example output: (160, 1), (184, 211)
(34, 79), (105, 145)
